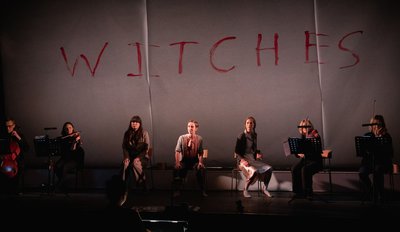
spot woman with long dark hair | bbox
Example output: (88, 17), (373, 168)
(55, 121), (84, 193)
(119, 115), (150, 206)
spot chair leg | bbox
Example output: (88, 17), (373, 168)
(390, 173), (394, 200)
(231, 169), (234, 193)
(328, 170), (332, 193)
(19, 167), (25, 194)
(75, 169), (81, 191)
(204, 168), (207, 191)
(75, 171), (78, 189)
(235, 170), (239, 191)
(328, 158), (332, 193)
(148, 160), (154, 190)
(231, 169), (238, 195)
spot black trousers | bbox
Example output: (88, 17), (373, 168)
(291, 159), (321, 195)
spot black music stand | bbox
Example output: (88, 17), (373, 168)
(355, 136), (374, 158)
(287, 137), (325, 203)
(287, 137), (322, 155)
(34, 135), (61, 194)
(355, 135), (392, 203)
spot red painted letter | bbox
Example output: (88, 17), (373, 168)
(60, 47), (79, 77)
(210, 36), (236, 73)
(256, 33), (279, 66)
(338, 31), (363, 69)
(79, 42), (109, 77)
(127, 42), (143, 77)
(304, 31), (328, 64)
(169, 41), (199, 74)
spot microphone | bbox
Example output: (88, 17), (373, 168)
(44, 127), (57, 130)
(362, 123), (380, 127)
(297, 125), (311, 128)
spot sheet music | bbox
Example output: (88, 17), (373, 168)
(285, 137), (322, 155)
(283, 140), (292, 157)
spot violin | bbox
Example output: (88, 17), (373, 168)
(60, 131), (82, 152)
(61, 131), (80, 139)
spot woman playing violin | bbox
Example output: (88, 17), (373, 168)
(291, 118), (322, 198)
(55, 121), (85, 193)
(0, 118), (29, 194)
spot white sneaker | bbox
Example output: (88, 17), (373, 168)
(243, 190), (251, 198)
(263, 189), (272, 198)
(118, 192), (128, 206)
(202, 191), (208, 197)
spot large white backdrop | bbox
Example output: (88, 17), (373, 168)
(1, 0), (399, 168)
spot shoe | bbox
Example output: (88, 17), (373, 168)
(243, 190), (251, 198)
(118, 192), (128, 206)
(262, 189), (272, 198)
(202, 191), (208, 197)
(173, 190), (181, 197)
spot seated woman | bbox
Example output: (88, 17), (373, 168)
(291, 118), (322, 198)
(234, 116), (273, 198)
(55, 122), (84, 193)
(359, 115), (393, 202)
(119, 115), (150, 206)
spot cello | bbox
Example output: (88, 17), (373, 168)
(0, 138), (20, 178)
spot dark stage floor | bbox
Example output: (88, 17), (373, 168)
(2, 189), (399, 231)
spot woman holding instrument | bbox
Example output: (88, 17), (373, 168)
(291, 118), (322, 199)
(359, 115), (393, 203)
(55, 121), (85, 193)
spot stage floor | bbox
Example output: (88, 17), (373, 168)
(2, 189), (399, 230)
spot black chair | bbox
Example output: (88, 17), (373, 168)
(388, 163), (397, 200)
(321, 149), (333, 193)
(146, 148), (154, 189)
(73, 148), (85, 190)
